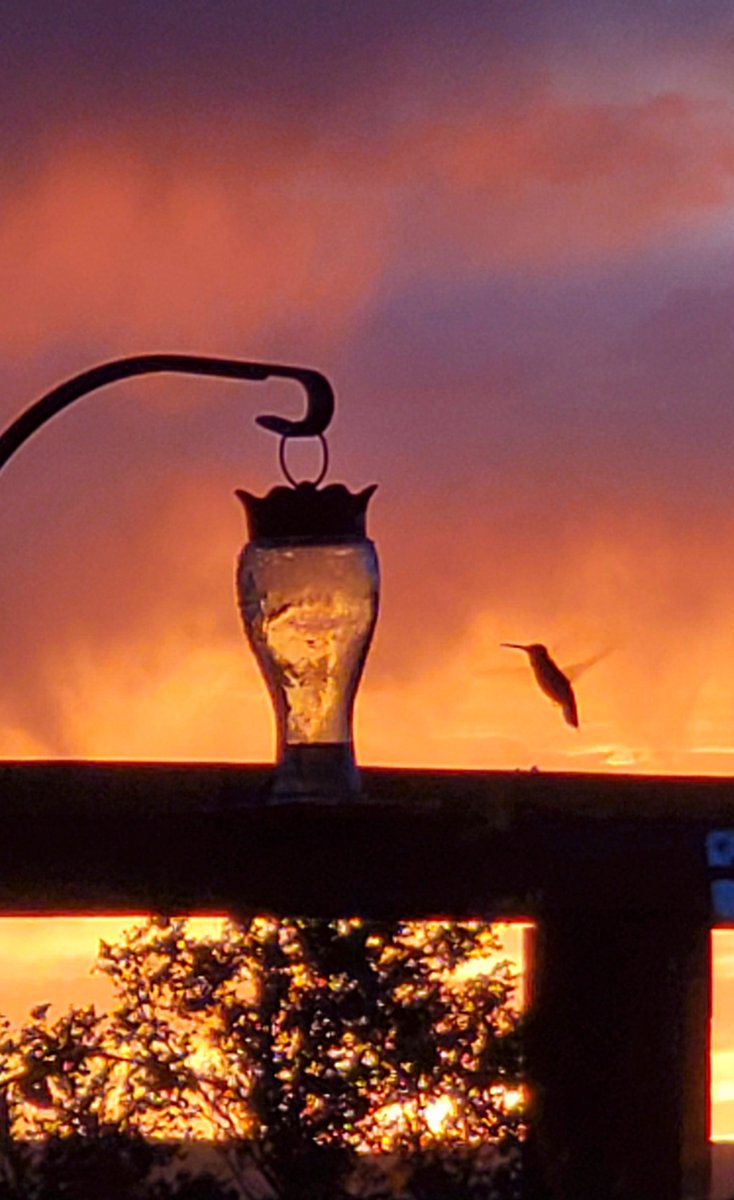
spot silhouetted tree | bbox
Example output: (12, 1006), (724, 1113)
(0, 917), (524, 1198)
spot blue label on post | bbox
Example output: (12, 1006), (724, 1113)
(712, 880), (734, 919)
(706, 830), (734, 867)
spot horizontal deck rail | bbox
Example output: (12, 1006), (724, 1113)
(0, 760), (727, 919)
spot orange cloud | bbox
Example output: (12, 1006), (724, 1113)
(0, 458), (733, 774)
(388, 91), (734, 266)
(1, 86), (733, 368)
(0, 133), (395, 357)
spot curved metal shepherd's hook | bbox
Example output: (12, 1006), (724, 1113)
(0, 354), (335, 474)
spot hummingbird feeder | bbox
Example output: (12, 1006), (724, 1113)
(0, 354), (379, 803)
(235, 416), (378, 802)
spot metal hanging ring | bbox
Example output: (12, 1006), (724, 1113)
(278, 433), (329, 488)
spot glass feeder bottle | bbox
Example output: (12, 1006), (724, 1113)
(236, 480), (379, 802)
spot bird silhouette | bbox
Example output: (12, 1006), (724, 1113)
(501, 643), (579, 727)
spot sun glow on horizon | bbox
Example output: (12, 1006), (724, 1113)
(2, 919), (734, 1143)
(711, 930), (734, 1141)
(4, 573), (734, 776)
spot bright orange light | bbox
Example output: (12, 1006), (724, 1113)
(712, 929), (734, 1142)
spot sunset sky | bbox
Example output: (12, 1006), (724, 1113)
(3, 0), (734, 1146)
(2, 0), (734, 771)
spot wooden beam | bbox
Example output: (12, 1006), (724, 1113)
(0, 761), (721, 917)
(523, 912), (710, 1200)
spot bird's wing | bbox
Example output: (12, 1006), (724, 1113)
(563, 646), (614, 683)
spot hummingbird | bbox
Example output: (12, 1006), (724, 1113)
(501, 643), (579, 727)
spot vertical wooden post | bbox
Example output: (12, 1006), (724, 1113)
(522, 912), (710, 1200)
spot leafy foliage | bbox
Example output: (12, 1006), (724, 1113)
(0, 917), (524, 1198)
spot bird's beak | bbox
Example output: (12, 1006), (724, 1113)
(501, 643), (531, 652)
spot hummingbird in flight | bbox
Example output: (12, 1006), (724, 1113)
(501, 643), (579, 727)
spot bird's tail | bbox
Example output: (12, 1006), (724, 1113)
(563, 695), (579, 727)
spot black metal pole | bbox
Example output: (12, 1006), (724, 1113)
(0, 353), (335, 473)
